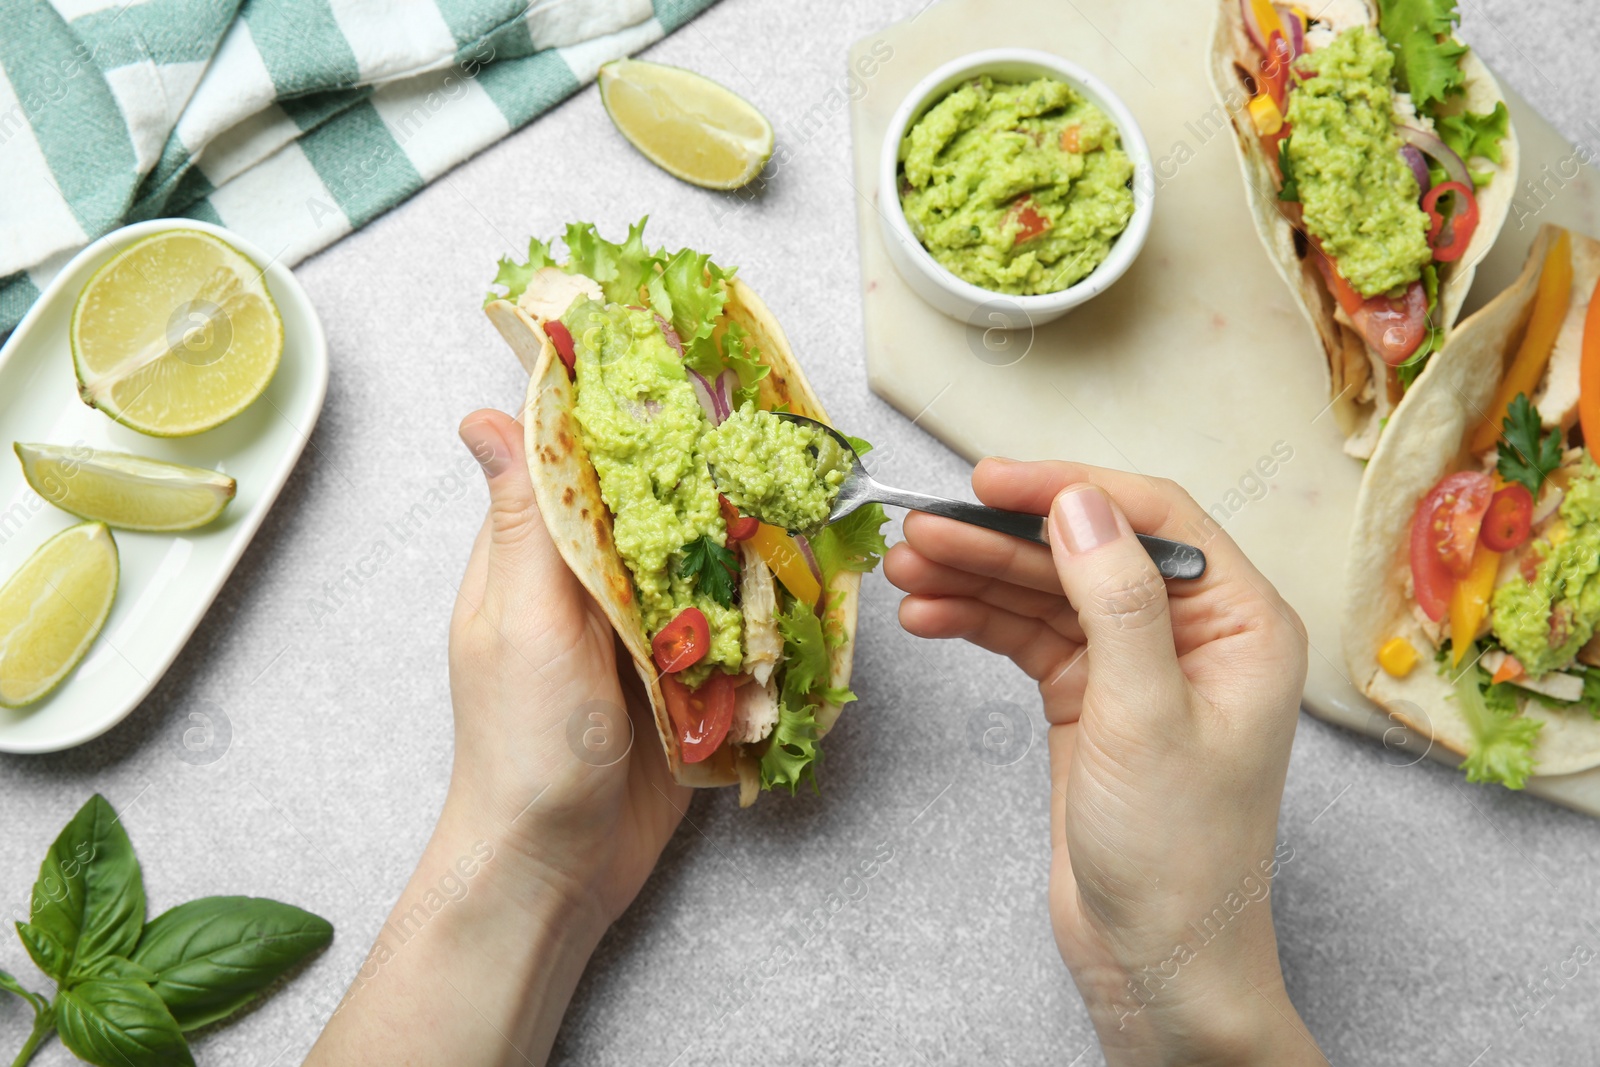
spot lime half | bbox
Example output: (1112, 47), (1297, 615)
(0, 523), (119, 708)
(598, 59), (774, 190)
(15, 443), (237, 532)
(72, 229), (284, 437)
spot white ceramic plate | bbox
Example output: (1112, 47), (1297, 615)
(0, 220), (328, 753)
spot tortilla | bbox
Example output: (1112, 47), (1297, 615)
(1342, 224), (1600, 778)
(485, 279), (862, 795)
(1207, 0), (1519, 458)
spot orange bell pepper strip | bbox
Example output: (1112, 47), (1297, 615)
(1490, 654), (1524, 685)
(1470, 230), (1572, 453)
(1449, 544), (1501, 666)
(748, 522), (821, 607)
(1579, 270), (1600, 452)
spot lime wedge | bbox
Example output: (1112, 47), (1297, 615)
(598, 59), (774, 190)
(15, 443), (237, 532)
(0, 522), (119, 708)
(72, 229), (284, 437)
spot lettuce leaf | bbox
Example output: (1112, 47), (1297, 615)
(776, 597), (829, 707)
(1376, 0), (1468, 113)
(651, 248), (732, 375)
(811, 503), (890, 582)
(760, 698), (822, 794)
(722, 322), (770, 410)
(1438, 102), (1510, 186)
(486, 236), (558, 305)
(564, 219), (662, 306)
(1453, 659), (1541, 789)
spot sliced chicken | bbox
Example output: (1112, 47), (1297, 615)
(740, 542), (782, 686)
(1535, 252), (1599, 430)
(516, 266), (602, 323)
(730, 677), (780, 745)
(1481, 648), (1586, 702)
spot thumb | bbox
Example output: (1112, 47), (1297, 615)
(458, 408), (566, 618)
(1047, 484), (1185, 712)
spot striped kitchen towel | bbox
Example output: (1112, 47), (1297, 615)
(0, 0), (719, 337)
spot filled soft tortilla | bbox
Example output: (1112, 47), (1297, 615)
(1207, 0), (1519, 458)
(1342, 225), (1600, 777)
(485, 278), (860, 797)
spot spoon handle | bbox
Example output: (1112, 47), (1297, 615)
(868, 485), (1206, 580)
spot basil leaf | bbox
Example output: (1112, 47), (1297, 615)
(0, 964), (49, 1013)
(56, 979), (192, 1067)
(81, 954), (159, 983)
(27, 794), (146, 981)
(16, 919), (71, 980)
(132, 896), (334, 1031)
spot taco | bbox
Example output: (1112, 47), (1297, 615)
(482, 221), (889, 805)
(1344, 224), (1600, 788)
(1209, 0), (1518, 458)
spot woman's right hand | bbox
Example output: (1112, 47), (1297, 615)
(886, 458), (1320, 1065)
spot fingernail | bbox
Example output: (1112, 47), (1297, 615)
(985, 455), (1018, 465)
(460, 419), (510, 478)
(1052, 486), (1119, 554)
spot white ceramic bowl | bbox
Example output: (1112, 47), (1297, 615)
(878, 48), (1154, 329)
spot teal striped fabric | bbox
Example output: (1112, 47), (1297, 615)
(0, 0), (719, 337)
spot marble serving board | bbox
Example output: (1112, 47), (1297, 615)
(848, 0), (1600, 814)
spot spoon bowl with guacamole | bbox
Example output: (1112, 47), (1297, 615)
(705, 409), (1205, 581)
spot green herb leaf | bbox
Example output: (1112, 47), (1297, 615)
(678, 536), (739, 608)
(0, 965), (50, 1014)
(131, 897), (334, 1032)
(1496, 393), (1563, 496)
(1452, 659), (1541, 789)
(25, 794), (146, 983)
(810, 503), (891, 583)
(55, 978), (193, 1067)
(843, 434), (874, 457)
(1376, 0), (1469, 112)
(759, 698), (823, 795)
(776, 598), (830, 707)
(1276, 139), (1298, 202)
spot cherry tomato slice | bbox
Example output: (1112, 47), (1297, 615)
(544, 319), (578, 380)
(1309, 249), (1430, 365)
(1006, 195), (1051, 244)
(719, 495), (758, 542)
(1415, 470), (1494, 589)
(652, 607), (710, 673)
(1480, 483), (1534, 551)
(1422, 181), (1480, 264)
(661, 672), (736, 764)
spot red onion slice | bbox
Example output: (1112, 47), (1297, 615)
(1274, 3), (1304, 57)
(687, 368), (725, 425)
(1399, 144), (1430, 193)
(714, 369), (737, 416)
(794, 533), (824, 590)
(1240, 0), (1268, 55)
(1396, 125), (1471, 189)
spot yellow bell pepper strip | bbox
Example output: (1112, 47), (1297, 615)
(1449, 544), (1501, 666)
(1579, 269), (1600, 453)
(1248, 93), (1284, 137)
(1470, 230), (1572, 453)
(748, 522), (821, 606)
(1378, 637), (1419, 678)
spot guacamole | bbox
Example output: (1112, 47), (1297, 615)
(704, 405), (846, 531)
(1287, 27), (1433, 298)
(897, 75), (1134, 295)
(1491, 463), (1600, 677)
(565, 300), (742, 684)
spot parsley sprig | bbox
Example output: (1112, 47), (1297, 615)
(1495, 393), (1563, 496)
(677, 535), (739, 608)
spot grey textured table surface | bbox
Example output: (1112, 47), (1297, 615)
(4, 1), (1599, 1064)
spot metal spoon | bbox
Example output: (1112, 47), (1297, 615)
(733, 413), (1206, 581)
